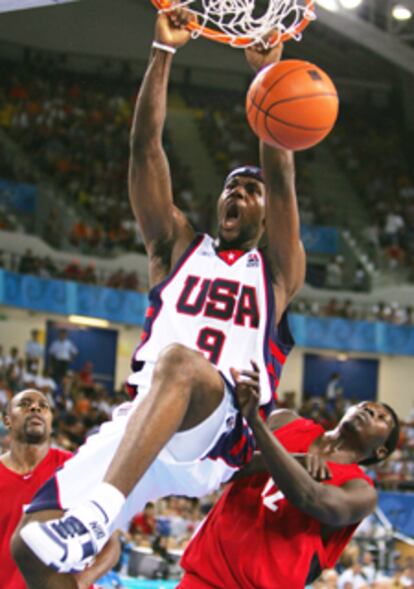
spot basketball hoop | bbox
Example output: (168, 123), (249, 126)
(151, 0), (316, 48)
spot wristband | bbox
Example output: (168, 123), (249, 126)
(152, 41), (177, 54)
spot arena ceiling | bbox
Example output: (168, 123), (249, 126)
(0, 0), (410, 89)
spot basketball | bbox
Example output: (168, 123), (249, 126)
(246, 59), (339, 151)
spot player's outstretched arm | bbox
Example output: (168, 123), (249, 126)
(233, 369), (377, 527)
(244, 45), (306, 321)
(129, 10), (195, 280)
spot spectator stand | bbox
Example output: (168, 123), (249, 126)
(0, 46), (407, 290)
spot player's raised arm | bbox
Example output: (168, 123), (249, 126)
(129, 10), (196, 280)
(245, 45), (306, 321)
(260, 144), (306, 314)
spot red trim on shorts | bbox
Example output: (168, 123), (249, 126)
(269, 339), (287, 364)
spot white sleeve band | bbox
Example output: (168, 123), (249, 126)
(152, 41), (177, 54)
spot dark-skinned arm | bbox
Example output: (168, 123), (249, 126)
(248, 414), (376, 526)
(229, 376), (332, 482)
(232, 366), (377, 527)
(260, 144), (306, 317)
(75, 532), (121, 589)
(129, 11), (195, 283)
(244, 45), (306, 322)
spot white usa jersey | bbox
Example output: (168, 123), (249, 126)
(131, 234), (293, 412)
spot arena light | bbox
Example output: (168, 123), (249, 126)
(315, 0), (339, 11)
(69, 315), (110, 328)
(339, 0), (362, 8)
(0, 0), (78, 14)
(392, 4), (412, 19)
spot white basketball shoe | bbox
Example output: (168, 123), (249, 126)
(19, 501), (111, 573)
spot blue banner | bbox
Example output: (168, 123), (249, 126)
(378, 491), (414, 537)
(3, 269), (414, 357)
(301, 224), (339, 255)
(0, 270), (147, 325)
(0, 179), (37, 213)
(288, 314), (414, 356)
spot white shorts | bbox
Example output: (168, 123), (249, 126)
(27, 365), (253, 532)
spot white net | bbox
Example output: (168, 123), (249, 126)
(158, 0), (316, 47)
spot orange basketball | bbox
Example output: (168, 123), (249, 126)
(246, 59), (339, 151)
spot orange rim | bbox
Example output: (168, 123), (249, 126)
(151, 0), (314, 46)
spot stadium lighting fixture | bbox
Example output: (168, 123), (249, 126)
(315, 0), (339, 11)
(392, 4), (412, 19)
(69, 315), (110, 328)
(339, 0), (362, 8)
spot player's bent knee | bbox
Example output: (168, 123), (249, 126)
(158, 343), (200, 364)
(156, 343), (208, 378)
(158, 343), (221, 386)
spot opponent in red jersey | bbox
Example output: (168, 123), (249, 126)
(179, 365), (400, 589)
(1, 389), (119, 589)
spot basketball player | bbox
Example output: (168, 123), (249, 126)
(12, 9), (305, 585)
(179, 367), (400, 588)
(1, 389), (119, 589)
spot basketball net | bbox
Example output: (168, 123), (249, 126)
(151, 0), (316, 47)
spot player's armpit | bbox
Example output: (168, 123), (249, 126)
(304, 478), (377, 527)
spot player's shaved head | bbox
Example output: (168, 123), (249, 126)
(4, 389), (53, 444)
(5, 389), (46, 413)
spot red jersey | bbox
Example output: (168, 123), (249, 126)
(0, 447), (71, 589)
(179, 418), (374, 589)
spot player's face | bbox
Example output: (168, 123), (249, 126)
(217, 176), (265, 247)
(5, 389), (52, 444)
(340, 401), (394, 459)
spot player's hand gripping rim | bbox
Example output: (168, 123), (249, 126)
(231, 360), (260, 422)
(155, 4), (197, 49)
(244, 31), (284, 73)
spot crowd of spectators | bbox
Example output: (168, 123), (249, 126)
(292, 296), (414, 326)
(0, 54), (199, 254)
(331, 105), (414, 279)
(0, 247), (144, 291)
(310, 543), (414, 588)
(1, 54), (414, 298)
